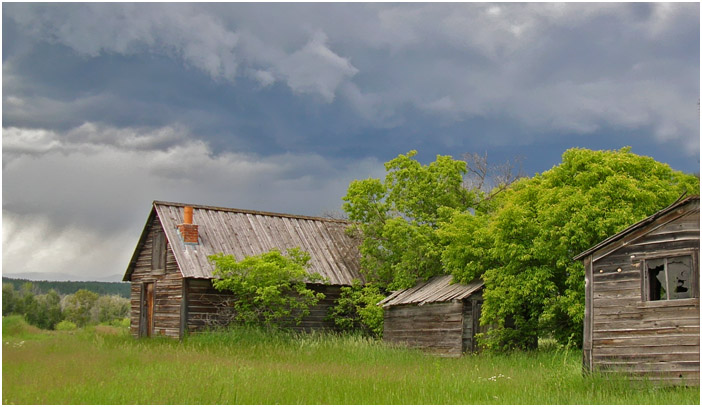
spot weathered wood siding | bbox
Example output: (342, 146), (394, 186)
(462, 301), (474, 353)
(383, 301), (465, 357)
(462, 294), (484, 354)
(129, 215), (183, 339)
(588, 208), (700, 384)
(185, 279), (343, 332)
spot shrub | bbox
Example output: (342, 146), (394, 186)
(328, 280), (385, 337)
(106, 318), (130, 328)
(210, 248), (326, 327)
(56, 320), (78, 331)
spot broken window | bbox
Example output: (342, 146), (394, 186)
(645, 255), (694, 301)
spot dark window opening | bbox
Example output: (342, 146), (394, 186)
(645, 255), (694, 301)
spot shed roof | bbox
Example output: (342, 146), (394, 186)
(573, 195), (700, 261)
(378, 275), (483, 308)
(124, 201), (362, 285)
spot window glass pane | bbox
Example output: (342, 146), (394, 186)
(667, 256), (692, 300)
(647, 258), (666, 301)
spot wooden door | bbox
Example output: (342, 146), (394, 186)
(140, 282), (154, 337)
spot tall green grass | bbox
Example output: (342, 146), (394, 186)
(2, 318), (699, 404)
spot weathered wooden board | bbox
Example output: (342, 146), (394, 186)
(580, 198), (700, 383)
(127, 215), (183, 339)
(383, 302), (465, 357)
(185, 280), (343, 333)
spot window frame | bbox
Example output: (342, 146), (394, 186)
(642, 249), (699, 302)
(151, 229), (167, 273)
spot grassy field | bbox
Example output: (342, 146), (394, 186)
(2, 316), (699, 404)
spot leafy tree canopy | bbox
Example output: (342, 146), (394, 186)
(210, 248), (326, 327)
(62, 289), (99, 327)
(343, 150), (476, 290)
(442, 147), (699, 350)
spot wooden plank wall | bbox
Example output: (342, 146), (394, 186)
(462, 294), (484, 354)
(383, 301), (464, 357)
(129, 216), (183, 339)
(590, 209), (700, 384)
(462, 301), (474, 353)
(185, 279), (343, 332)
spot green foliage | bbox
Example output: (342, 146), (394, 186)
(3, 283), (64, 330)
(3, 283), (18, 316)
(56, 320), (78, 331)
(343, 150), (475, 290)
(28, 290), (64, 330)
(95, 295), (130, 323)
(114, 317), (130, 328)
(2, 314), (44, 338)
(4, 283), (128, 330)
(327, 280), (385, 337)
(62, 289), (100, 327)
(1, 277), (130, 298)
(210, 248), (326, 327)
(445, 147), (700, 349)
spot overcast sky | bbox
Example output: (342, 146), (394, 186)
(2, 3), (700, 281)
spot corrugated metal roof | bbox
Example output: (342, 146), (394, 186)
(573, 195), (700, 261)
(128, 201), (363, 285)
(378, 275), (483, 308)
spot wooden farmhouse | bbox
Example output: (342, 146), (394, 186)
(379, 275), (485, 357)
(123, 201), (362, 339)
(574, 195), (699, 384)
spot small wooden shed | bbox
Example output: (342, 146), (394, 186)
(123, 201), (362, 338)
(574, 195), (699, 384)
(379, 276), (485, 357)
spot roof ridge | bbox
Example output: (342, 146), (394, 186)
(152, 200), (351, 224)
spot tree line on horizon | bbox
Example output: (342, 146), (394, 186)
(1, 277), (130, 298)
(2, 282), (130, 330)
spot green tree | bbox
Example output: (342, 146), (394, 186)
(210, 248), (326, 327)
(62, 289), (99, 327)
(443, 147), (700, 350)
(342, 150), (475, 290)
(95, 295), (130, 324)
(327, 280), (385, 337)
(27, 290), (63, 330)
(2, 283), (18, 316)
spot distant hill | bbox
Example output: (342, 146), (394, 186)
(2, 277), (131, 298)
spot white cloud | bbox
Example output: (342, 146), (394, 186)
(5, 2), (697, 149)
(276, 32), (358, 102)
(9, 3), (240, 81)
(2, 213), (135, 281)
(6, 4), (360, 102)
(2, 124), (384, 280)
(2, 123), (191, 166)
(248, 69), (276, 87)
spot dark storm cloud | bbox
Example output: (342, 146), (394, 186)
(2, 3), (699, 280)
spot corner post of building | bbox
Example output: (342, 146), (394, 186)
(180, 278), (189, 340)
(582, 254), (594, 374)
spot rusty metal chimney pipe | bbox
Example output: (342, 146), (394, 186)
(183, 206), (193, 225)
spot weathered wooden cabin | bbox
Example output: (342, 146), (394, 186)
(379, 275), (485, 357)
(575, 195), (699, 384)
(123, 201), (362, 339)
